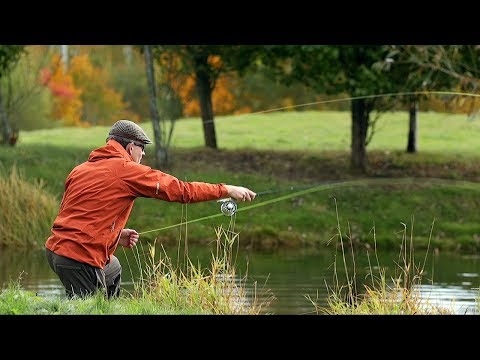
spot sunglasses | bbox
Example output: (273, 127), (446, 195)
(132, 142), (145, 151)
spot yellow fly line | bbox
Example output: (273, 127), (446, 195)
(243, 91), (480, 116)
(199, 90), (480, 125)
(138, 177), (480, 236)
(139, 90), (480, 235)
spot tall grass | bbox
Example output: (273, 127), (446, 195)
(123, 219), (274, 314)
(0, 164), (58, 248)
(0, 214), (274, 314)
(307, 199), (454, 315)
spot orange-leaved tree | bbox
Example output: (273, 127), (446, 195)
(149, 46), (260, 149)
(41, 52), (139, 127)
(69, 54), (139, 125)
(180, 56), (236, 117)
(40, 54), (85, 126)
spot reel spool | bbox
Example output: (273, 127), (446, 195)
(218, 198), (238, 216)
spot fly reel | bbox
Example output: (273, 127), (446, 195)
(218, 198), (238, 216)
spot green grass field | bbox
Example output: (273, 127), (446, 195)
(17, 110), (480, 156)
(3, 110), (480, 252)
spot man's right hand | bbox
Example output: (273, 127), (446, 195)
(224, 185), (256, 202)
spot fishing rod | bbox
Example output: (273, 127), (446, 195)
(216, 177), (480, 217)
(255, 180), (346, 196)
(217, 180), (346, 216)
(217, 184), (314, 216)
(139, 177), (480, 235)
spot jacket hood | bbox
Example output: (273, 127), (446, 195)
(88, 139), (131, 163)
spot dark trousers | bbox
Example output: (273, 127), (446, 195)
(45, 248), (122, 299)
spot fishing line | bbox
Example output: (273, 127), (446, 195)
(138, 212), (225, 235)
(201, 90), (480, 125)
(243, 177), (480, 214)
(255, 180), (347, 196)
(138, 177), (480, 236)
(244, 91), (480, 116)
(138, 90), (480, 235)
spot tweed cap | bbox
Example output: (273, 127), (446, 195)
(108, 120), (152, 144)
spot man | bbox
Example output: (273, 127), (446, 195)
(45, 119), (256, 299)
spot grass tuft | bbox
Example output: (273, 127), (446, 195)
(124, 221), (274, 314)
(308, 199), (454, 315)
(0, 164), (58, 248)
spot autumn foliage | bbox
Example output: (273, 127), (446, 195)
(425, 87), (480, 117)
(41, 53), (138, 127)
(180, 74), (238, 116)
(40, 55), (84, 126)
(69, 54), (138, 125)
(157, 53), (239, 117)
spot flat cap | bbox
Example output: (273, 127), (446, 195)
(108, 120), (152, 144)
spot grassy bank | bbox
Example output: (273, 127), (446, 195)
(2, 110), (480, 252)
(0, 227), (272, 315)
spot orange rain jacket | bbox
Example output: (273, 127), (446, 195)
(45, 140), (228, 268)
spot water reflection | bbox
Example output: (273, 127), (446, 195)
(1, 245), (479, 314)
(417, 284), (478, 314)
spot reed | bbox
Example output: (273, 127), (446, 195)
(0, 164), (58, 248)
(307, 199), (454, 315)
(123, 211), (274, 314)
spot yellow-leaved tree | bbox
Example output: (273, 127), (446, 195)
(174, 55), (237, 117)
(41, 52), (139, 127)
(69, 54), (139, 125)
(40, 54), (85, 126)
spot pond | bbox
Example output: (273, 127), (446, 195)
(1, 244), (479, 314)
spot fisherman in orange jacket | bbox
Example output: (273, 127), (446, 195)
(45, 119), (256, 299)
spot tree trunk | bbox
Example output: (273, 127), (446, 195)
(0, 86), (11, 145)
(406, 96), (418, 153)
(61, 45), (69, 72)
(351, 98), (369, 173)
(144, 45), (169, 167)
(193, 54), (217, 149)
(123, 45), (133, 66)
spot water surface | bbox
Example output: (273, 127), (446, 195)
(1, 245), (479, 314)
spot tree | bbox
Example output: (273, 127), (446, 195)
(142, 46), (219, 148)
(380, 45), (460, 153)
(400, 45), (480, 118)
(257, 45), (398, 173)
(149, 45), (261, 149)
(144, 45), (170, 168)
(0, 45), (24, 145)
(1, 46), (56, 131)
